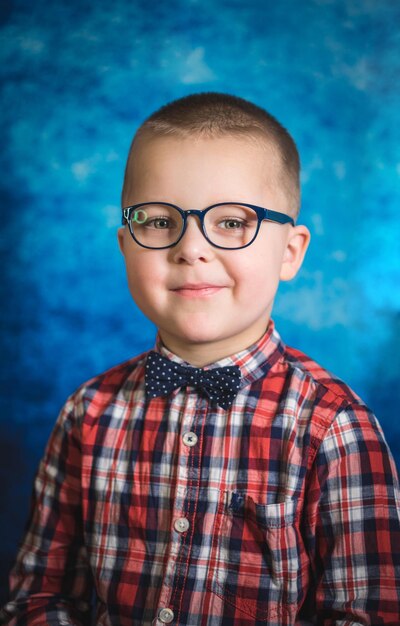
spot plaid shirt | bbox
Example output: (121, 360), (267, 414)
(2, 320), (400, 626)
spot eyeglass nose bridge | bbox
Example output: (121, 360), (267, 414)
(182, 208), (206, 219)
(178, 207), (208, 238)
(171, 206), (219, 250)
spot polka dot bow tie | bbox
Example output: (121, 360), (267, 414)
(145, 351), (242, 409)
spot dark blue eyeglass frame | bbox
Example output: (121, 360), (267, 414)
(121, 201), (295, 250)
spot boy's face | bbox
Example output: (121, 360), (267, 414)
(118, 133), (310, 366)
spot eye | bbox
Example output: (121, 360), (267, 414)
(219, 217), (246, 230)
(146, 216), (173, 229)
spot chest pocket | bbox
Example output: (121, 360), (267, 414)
(206, 491), (309, 623)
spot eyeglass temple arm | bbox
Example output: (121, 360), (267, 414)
(245, 204), (295, 226)
(263, 209), (295, 226)
(122, 208), (130, 224)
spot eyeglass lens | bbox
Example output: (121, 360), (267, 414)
(128, 203), (259, 249)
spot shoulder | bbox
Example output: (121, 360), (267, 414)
(61, 350), (149, 422)
(277, 342), (399, 483)
(276, 340), (384, 448)
(281, 342), (365, 410)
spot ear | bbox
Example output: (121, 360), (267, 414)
(117, 227), (126, 255)
(280, 225), (311, 281)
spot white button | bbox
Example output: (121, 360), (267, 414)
(158, 607), (174, 623)
(174, 517), (190, 533)
(182, 431), (198, 447)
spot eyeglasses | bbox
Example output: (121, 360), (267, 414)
(122, 202), (295, 250)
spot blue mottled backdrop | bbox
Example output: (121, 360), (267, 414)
(0, 0), (399, 600)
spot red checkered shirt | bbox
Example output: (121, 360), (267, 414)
(2, 321), (400, 625)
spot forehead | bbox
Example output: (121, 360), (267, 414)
(124, 132), (288, 210)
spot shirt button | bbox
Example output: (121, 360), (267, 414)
(174, 517), (190, 533)
(158, 607), (174, 623)
(182, 431), (198, 447)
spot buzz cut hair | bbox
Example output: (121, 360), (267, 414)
(123, 92), (300, 217)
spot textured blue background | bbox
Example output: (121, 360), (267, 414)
(1, 0), (399, 600)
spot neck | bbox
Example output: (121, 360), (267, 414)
(158, 326), (270, 367)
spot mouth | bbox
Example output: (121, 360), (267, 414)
(171, 283), (225, 298)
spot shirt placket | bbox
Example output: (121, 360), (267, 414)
(154, 388), (207, 626)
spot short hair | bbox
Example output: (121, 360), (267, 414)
(122, 92), (300, 217)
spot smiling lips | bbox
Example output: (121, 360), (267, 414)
(172, 283), (224, 297)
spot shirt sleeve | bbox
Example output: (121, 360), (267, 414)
(302, 403), (400, 625)
(0, 393), (93, 626)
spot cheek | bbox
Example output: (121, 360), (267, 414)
(234, 251), (282, 297)
(124, 252), (165, 298)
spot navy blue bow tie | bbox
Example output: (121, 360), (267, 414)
(145, 351), (241, 409)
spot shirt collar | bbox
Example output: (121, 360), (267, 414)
(153, 319), (285, 388)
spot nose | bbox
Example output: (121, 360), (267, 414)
(170, 213), (214, 264)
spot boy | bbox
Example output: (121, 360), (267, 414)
(1, 92), (399, 625)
